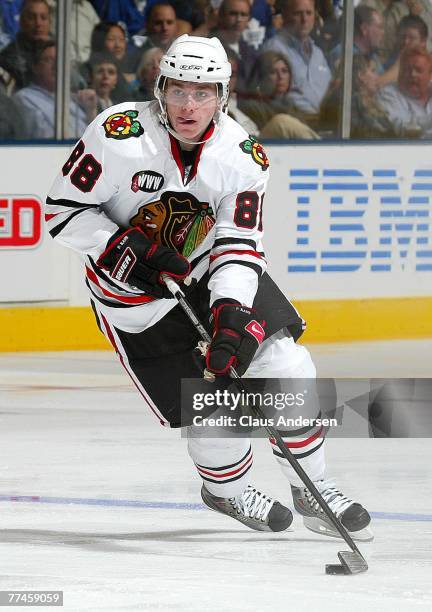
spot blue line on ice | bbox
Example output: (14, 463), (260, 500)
(0, 495), (431, 522)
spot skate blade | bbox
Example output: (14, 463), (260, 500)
(303, 517), (374, 542)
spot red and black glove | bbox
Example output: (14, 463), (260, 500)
(206, 299), (266, 376)
(97, 227), (190, 299)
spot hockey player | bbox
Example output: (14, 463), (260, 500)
(46, 35), (372, 540)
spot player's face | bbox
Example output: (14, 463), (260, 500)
(92, 62), (118, 97)
(284, 0), (315, 40)
(104, 26), (127, 60)
(165, 79), (218, 141)
(20, 1), (50, 41)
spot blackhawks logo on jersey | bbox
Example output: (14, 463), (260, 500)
(239, 136), (269, 171)
(103, 110), (144, 140)
(130, 191), (215, 257)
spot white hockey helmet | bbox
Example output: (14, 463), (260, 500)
(154, 34), (232, 144)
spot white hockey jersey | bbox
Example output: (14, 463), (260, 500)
(46, 101), (270, 332)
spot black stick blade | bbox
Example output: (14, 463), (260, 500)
(325, 564), (347, 575)
(325, 551), (368, 575)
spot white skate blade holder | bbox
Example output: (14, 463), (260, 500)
(303, 516), (374, 542)
(161, 274), (370, 576)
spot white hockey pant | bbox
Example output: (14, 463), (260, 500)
(187, 331), (325, 498)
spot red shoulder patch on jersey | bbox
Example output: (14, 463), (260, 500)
(239, 136), (269, 171)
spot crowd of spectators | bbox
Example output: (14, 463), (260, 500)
(2, 0), (432, 140)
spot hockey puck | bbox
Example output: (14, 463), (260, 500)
(325, 564), (349, 575)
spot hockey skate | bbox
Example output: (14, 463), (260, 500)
(201, 484), (293, 532)
(291, 479), (374, 541)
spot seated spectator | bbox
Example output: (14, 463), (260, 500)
(89, 21), (138, 79)
(320, 55), (396, 138)
(130, 47), (163, 102)
(87, 52), (119, 111)
(0, 0), (51, 91)
(13, 40), (97, 139)
(381, 14), (428, 85)
(263, 0), (332, 114)
(239, 50), (320, 138)
(359, 0), (409, 63)
(134, 3), (178, 54)
(81, 22), (134, 101)
(329, 6), (385, 74)
(212, 0), (261, 94)
(398, 14), (429, 50)
(378, 46), (432, 137)
(144, 0), (194, 35)
(406, 0), (432, 51)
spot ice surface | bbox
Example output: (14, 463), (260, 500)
(0, 342), (431, 611)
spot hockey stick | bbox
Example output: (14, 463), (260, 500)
(162, 274), (368, 575)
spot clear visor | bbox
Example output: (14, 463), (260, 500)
(163, 80), (220, 108)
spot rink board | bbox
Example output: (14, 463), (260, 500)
(0, 142), (431, 350)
